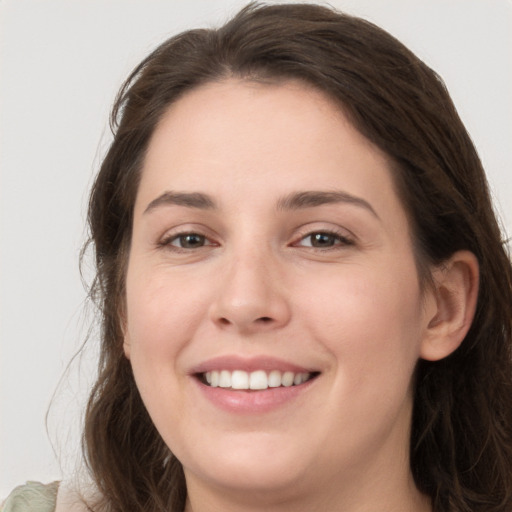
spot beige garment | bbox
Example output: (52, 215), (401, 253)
(55, 482), (92, 512)
(2, 482), (92, 512)
(1, 481), (58, 512)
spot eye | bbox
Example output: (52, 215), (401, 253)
(163, 232), (212, 249)
(296, 231), (353, 248)
(174, 233), (206, 248)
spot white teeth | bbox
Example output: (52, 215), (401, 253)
(268, 370), (282, 388)
(249, 370), (268, 390)
(219, 370), (231, 388)
(293, 372), (310, 385)
(281, 371), (294, 387)
(203, 370), (313, 390)
(231, 370), (249, 389)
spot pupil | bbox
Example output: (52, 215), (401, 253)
(181, 234), (204, 248)
(312, 233), (334, 247)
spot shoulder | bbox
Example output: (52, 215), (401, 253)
(1, 481), (93, 512)
(1, 481), (59, 512)
(54, 481), (95, 512)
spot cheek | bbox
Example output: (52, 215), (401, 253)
(301, 257), (425, 384)
(126, 266), (205, 341)
(124, 267), (212, 393)
(123, 268), (212, 441)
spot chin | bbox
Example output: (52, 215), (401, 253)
(179, 431), (313, 494)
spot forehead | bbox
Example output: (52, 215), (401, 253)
(137, 79), (403, 221)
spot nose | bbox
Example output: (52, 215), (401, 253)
(209, 249), (291, 335)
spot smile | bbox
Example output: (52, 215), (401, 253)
(202, 370), (316, 390)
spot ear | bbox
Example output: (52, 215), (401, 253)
(420, 250), (479, 361)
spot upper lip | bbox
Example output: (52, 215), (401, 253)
(189, 355), (318, 375)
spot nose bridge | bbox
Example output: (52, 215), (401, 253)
(210, 236), (290, 332)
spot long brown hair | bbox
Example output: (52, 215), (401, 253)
(83, 3), (512, 511)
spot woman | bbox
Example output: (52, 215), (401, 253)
(3, 2), (512, 511)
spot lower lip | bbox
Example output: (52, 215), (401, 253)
(194, 377), (317, 414)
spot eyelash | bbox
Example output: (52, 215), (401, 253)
(158, 228), (354, 252)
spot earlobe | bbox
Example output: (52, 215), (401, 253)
(420, 250), (479, 361)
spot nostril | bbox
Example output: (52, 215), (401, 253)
(257, 317), (273, 323)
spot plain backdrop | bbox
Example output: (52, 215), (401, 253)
(1, 0), (511, 496)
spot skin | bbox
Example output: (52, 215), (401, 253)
(123, 79), (478, 511)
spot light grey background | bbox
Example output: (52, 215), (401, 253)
(1, 0), (511, 496)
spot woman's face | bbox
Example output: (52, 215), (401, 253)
(123, 80), (436, 502)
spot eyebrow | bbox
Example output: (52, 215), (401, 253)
(144, 191), (217, 214)
(276, 190), (379, 219)
(143, 189), (379, 219)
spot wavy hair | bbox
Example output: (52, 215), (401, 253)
(82, 3), (512, 511)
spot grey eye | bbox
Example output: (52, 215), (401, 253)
(299, 232), (341, 248)
(309, 233), (337, 247)
(172, 233), (206, 248)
